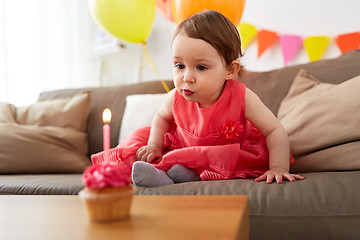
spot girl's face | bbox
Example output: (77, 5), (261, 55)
(172, 33), (232, 108)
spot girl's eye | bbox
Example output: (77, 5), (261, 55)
(175, 63), (185, 69)
(196, 65), (208, 71)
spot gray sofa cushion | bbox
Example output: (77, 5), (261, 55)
(135, 171), (360, 240)
(0, 174), (83, 195)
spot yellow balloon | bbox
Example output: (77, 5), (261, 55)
(89, 0), (156, 43)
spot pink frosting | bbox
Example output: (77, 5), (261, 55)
(82, 162), (130, 189)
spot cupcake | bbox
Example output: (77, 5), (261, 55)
(79, 162), (134, 222)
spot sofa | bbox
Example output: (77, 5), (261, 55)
(1, 50), (359, 240)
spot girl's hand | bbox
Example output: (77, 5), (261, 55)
(136, 145), (163, 163)
(255, 167), (305, 184)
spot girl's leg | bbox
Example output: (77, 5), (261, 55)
(167, 164), (201, 183)
(132, 161), (174, 187)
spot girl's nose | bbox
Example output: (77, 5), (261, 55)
(183, 70), (195, 83)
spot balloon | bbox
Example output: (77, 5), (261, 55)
(156, 0), (173, 21)
(89, 0), (156, 43)
(171, 0), (246, 26)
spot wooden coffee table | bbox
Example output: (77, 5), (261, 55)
(0, 195), (249, 240)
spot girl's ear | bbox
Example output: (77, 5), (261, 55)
(225, 60), (241, 79)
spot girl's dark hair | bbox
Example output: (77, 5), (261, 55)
(172, 10), (244, 78)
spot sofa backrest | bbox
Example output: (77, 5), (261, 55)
(242, 50), (360, 115)
(39, 50), (360, 158)
(39, 80), (174, 157)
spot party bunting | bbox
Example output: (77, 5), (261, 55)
(257, 30), (279, 57)
(334, 32), (360, 54)
(280, 35), (303, 66)
(239, 22), (360, 65)
(238, 23), (257, 50)
(304, 36), (331, 62)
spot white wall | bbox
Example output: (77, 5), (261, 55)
(97, 0), (360, 86)
(1, 0), (97, 106)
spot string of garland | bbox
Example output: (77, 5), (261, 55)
(238, 23), (360, 65)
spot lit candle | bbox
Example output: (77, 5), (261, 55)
(102, 108), (112, 157)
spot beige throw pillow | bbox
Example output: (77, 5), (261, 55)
(0, 103), (16, 123)
(278, 70), (360, 172)
(17, 92), (90, 132)
(0, 92), (91, 173)
(291, 141), (360, 173)
(277, 70), (334, 120)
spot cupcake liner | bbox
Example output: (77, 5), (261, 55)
(79, 185), (134, 222)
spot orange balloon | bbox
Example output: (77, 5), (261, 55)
(171, 0), (246, 26)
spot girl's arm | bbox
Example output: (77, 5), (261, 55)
(244, 88), (305, 183)
(136, 89), (175, 163)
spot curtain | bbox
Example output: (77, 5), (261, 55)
(0, 0), (97, 106)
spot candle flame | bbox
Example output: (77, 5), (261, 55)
(102, 108), (112, 123)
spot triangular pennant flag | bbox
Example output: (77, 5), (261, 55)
(334, 32), (360, 54)
(238, 23), (257, 50)
(257, 30), (279, 57)
(280, 34), (303, 66)
(304, 36), (331, 62)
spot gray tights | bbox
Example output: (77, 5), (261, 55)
(131, 162), (201, 187)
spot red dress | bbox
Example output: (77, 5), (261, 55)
(91, 80), (294, 180)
